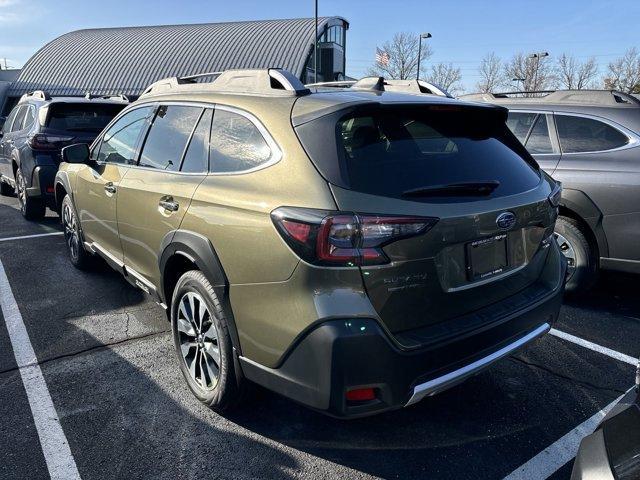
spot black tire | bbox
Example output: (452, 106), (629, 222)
(171, 270), (244, 413)
(16, 168), (45, 220)
(61, 194), (93, 270)
(555, 216), (598, 294)
(0, 179), (14, 196)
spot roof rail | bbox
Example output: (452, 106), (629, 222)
(461, 90), (640, 106)
(305, 78), (451, 97)
(22, 90), (51, 101)
(84, 92), (130, 102)
(304, 80), (356, 88)
(140, 68), (311, 98)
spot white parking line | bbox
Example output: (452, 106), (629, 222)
(0, 231), (63, 243)
(550, 328), (638, 366)
(503, 390), (628, 480)
(0, 259), (81, 479)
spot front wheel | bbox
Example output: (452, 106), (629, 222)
(61, 194), (92, 269)
(171, 270), (244, 413)
(16, 168), (45, 220)
(555, 216), (598, 294)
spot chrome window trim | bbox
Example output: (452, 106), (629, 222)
(552, 111), (640, 155)
(94, 100), (281, 176)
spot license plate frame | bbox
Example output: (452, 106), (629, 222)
(466, 233), (509, 281)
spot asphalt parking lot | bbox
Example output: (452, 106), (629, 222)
(0, 193), (638, 480)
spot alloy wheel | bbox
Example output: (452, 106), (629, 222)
(177, 291), (221, 391)
(16, 170), (26, 213)
(554, 232), (576, 282)
(62, 202), (80, 261)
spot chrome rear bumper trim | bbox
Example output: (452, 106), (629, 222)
(405, 322), (550, 406)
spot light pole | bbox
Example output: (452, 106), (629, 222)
(314, 0), (318, 83)
(528, 52), (549, 93)
(416, 32), (432, 80)
(512, 77), (525, 94)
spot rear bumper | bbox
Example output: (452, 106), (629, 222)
(25, 165), (57, 207)
(241, 243), (566, 418)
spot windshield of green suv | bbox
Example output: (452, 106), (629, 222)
(45, 103), (126, 133)
(296, 104), (541, 200)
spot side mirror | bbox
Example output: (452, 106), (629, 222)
(62, 143), (90, 164)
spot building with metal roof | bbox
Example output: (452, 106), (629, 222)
(2, 17), (348, 114)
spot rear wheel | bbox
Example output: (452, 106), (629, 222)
(16, 168), (45, 220)
(555, 216), (598, 294)
(61, 194), (92, 269)
(171, 270), (244, 413)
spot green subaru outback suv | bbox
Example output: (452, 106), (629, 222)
(55, 69), (566, 418)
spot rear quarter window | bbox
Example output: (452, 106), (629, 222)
(556, 114), (629, 153)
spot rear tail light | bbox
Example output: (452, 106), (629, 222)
(272, 207), (438, 266)
(28, 134), (74, 150)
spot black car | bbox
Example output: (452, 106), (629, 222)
(0, 91), (128, 219)
(571, 358), (640, 479)
(461, 90), (640, 293)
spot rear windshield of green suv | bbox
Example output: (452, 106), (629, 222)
(296, 104), (541, 200)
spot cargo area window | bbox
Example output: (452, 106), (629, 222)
(556, 114), (629, 153)
(209, 109), (272, 173)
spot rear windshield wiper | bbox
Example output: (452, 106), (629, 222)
(401, 181), (500, 198)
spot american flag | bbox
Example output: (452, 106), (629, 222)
(375, 48), (390, 66)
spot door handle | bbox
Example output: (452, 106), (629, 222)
(159, 199), (179, 212)
(104, 183), (116, 194)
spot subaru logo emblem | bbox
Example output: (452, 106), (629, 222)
(496, 212), (516, 230)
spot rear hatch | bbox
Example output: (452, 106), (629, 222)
(294, 100), (558, 339)
(36, 102), (126, 161)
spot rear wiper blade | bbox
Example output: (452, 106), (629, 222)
(401, 181), (500, 198)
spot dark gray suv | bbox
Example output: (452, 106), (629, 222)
(0, 91), (127, 219)
(462, 90), (640, 293)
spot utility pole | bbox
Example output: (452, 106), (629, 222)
(416, 32), (432, 80)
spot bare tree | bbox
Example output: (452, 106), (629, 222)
(476, 52), (506, 93)
(604, 48), (640, 93)
(368, 32), (433, 80)
(556, 54), (598, 89)
(426, 63), (463, 96)
(504, 52), (556, 95)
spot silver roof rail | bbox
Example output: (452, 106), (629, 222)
(305, 80), (357, 88)
(140, 68), (311, 98)
(305, 78), (452, 97)
(461, 90), (640, 106)
(84, 92), (130, 102)
(21, 90), (51, 102)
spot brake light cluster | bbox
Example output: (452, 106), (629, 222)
(272, 207), (438, 266)
(28, 134), (74, 150)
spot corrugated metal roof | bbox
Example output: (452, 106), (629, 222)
(8, 17), (346, 97)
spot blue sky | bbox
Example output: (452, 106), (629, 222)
(1, 0), (639, 92)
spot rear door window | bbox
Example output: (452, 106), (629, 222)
(506, 112), (537, 144)
(180, 109), (212, 173)
(45, 103), (125, 133)
(323, 106), (540, 199)
(556, 114), (629, 153)
(138, 105), (202, 172)
(22, 106), (36, 131)
(97, 106), (153, 165)
(525, 114), (553, 154)
(209, 109), (273, 173)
